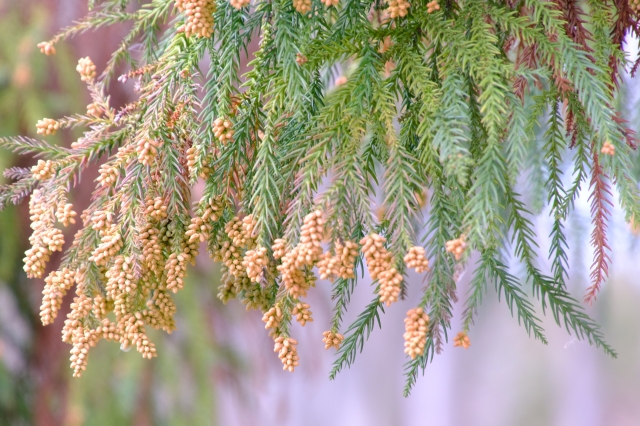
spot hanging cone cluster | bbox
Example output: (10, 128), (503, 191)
(601, 141), (615, 156)
(445, 235), (467, 260)
(24, 189), (64, 278)
(317, 240), (358, 280)
(292, 302), (313, 326)
(386, 0), (410, 18)
(136, 138), (161, 166)
(41, 268), (76, 325)
(76, 57), (96, 83)
(453, 332), (471, 349)
(403, 307), (429, 359)
(36, 118), (59, 135)
(360, 234), (403, 306)
(322, 330), (344, 350)
(404, 246), (429, 273)
(243, 246), (268, 282)
(175, 0), (216, 38)
(229, 0), (250, 9)
(274, 336), (300, 372)
(31, 160), (55, 180)
(213, 117), (234, 144)
(293, 0), (311, 14)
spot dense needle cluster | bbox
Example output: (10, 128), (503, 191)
(1, 0), (636, 395)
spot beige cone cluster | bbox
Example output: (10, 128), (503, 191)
(229, 0), (250, 9)
(293, 0), (312, 14)
(165, 246), (195, 293)
(317, 252), (339, 280)
(427, 0), (440, 13)
(322, 330), (344, 350)
(97, 163), (120, 187)
(120, 313), (158, 359)
(295, 53), (308, 65)
(317, 240), (359, 281)
(37, 41), (56, 55)
(90, 210), (114, 234)
(272, 238), (287, 259)
(241, 280), (271, 311)
(601, 141), (615, 156)
(360, 234), (403, 306)
(403, 307), (429, 359)
(321, 0), (339, 6)
(186, 146), (212, 178)
(404, 246), (429, 273)
(105, 256), (137, 298)
(87, 102), (103, 117)
(275, 211), (324, 298)
(445, 235), (467, 260)
(262, 305), (283, 332)
(278, 262), (315, 299)
(92, 294), (108, 319)
(243, 246), (268, 282)
(186, 215), (212, 245)
(175, 0), (216, 38)
(386, 0), (410, 18)
(90, 222), (123, 266)
(294, 210), (325, 267)
(31, 160), (55, 180)
(136, 138), (162, 166)
(453, 331), (471, 349)
(221, 239), (245, 277)
(36, 118), (60, 136)
(76, 57), (96, 83)
(292, 302), (313, 326)
(40, 268), (76, 325)
(274, 336), (300, 372)
(213, 117), (234, 145)
(217, 267), (240, 303)
(186, 146), (198, 174)
(226, 215), (256, 248)
(96, 319), (122, 342)
(51, 202), (222, 376)
(630, 0), (640, 12)
(201, 196), (224, 222)
(139, 205), (167, 276)
(61, 283), (97, 377)
(144, 196), (168, 222)
(56, 202), (77, 227)
(145, 290), (177, 332)
(221, 216), (256, 277)
(24, 189), (64, 278)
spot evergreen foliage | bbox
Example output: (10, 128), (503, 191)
(1, 0), (639, 394)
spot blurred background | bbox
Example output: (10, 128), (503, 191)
(1, 1), (639, 425)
